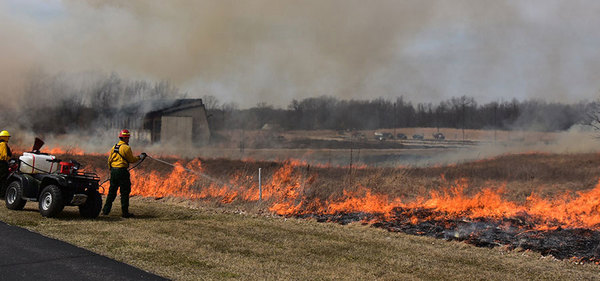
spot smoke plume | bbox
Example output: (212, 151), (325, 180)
(2, 0), (600, 108)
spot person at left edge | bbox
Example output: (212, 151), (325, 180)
(0, 130), (12, 197)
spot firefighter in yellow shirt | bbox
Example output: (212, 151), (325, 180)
(0, 130), (12, 196)
(102, 129), (146, 218)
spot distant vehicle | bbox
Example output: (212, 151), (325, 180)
(412, 134), (424, 140)
(382, 132), (394, 140)
(433, 132), (445, 140)
(396, 133), (407, 140)
(352, 132), (366, 140)
(374, 132), (385, 141)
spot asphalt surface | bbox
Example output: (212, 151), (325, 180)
(0, 221), (168, 281)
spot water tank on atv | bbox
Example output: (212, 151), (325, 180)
(19, 152), (59, 174)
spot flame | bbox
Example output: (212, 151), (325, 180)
(40, 147), (600, 262)
(45, 146), (86, 155)
(13, 145), (98, 156)
(36, 146), (598, 232)
(113, 158), (600, 231)
(128, 159), (204, 199)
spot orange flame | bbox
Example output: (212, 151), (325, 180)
(44, 146), (87, 156)
(46, 146), (595, 232)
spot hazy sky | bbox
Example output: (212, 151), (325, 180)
(1, 0), (600, 107)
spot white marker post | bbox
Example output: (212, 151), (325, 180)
(258, 168), (262, 203)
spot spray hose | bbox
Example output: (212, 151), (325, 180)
(146, 155), (235, 188)
(100, 155), (236, 190)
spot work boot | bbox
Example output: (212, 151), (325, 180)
(122, 213), (135, 218)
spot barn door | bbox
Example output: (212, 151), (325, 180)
(160, 116), (193, 145)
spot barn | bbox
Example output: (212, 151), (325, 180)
(142, 99), (210, 146)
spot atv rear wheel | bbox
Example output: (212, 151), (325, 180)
(79, 190), (102, 218)
(39, 185), (64, 218)
(5, 181), (26, 210)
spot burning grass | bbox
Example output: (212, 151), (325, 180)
(48, 152), (600, 264)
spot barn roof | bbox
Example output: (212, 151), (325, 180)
(144, 99), (205, 118)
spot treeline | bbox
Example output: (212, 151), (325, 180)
(207, 96), (594, 132)
(3, 72), (596, 134)
(7, 72), (184, 134)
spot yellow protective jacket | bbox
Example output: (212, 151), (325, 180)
(108, 141), (140, 169)
(0, 141), (12, 162)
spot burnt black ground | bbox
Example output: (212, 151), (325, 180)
(302, 208), (600, 263)
(0, 221), (168, 281)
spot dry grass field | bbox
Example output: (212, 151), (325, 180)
(193, 127), (595, 168)
(1, 152), (600, 279)
(1, 197), (600, 280)
(213, 128), (562, 144)
(69, 151), (600, 205)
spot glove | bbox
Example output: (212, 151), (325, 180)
(139, 152), (147, 159)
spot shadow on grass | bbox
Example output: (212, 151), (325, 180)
(51, 209), (160, 221)
(12, 203), (161, 221)
(20, 207), (40, 213)
(123, 214), (158, 219)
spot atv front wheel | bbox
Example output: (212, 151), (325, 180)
(79, 190), (102, 218)
(39, 185), (64, 218)
(5, 181), (26, 210)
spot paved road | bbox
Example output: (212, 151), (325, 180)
(0, 221), (168, 281)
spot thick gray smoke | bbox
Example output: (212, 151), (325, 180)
(3, 0), (600, 161)
(2, 0), (600, 108)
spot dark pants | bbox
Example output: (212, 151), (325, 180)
(0, 161), (7, 197)
(102, 168), (131, 215)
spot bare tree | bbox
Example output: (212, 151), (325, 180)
(202, 95), (221, 111)
(586, 101), (600, 133)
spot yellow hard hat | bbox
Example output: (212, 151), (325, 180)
(0, 130), (10, 137)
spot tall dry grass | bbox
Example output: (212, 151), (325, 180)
(67, 152), (600, 207)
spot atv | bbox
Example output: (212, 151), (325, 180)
(4, 138), (102, 218)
